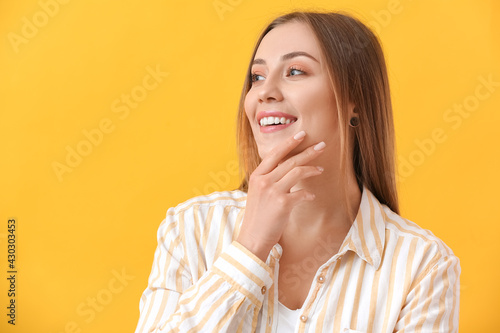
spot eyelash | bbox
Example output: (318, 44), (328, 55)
(250, 66), (306, 83)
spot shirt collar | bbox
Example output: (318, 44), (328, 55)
(268, 185), (388, 270)
(337, 184), (387, 270)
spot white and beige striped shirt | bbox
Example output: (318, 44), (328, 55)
(135, 185), (460, 332)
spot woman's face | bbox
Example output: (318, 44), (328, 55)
(244, 21), (340, 160)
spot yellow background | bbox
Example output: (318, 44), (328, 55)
(1, 0), (499, 331)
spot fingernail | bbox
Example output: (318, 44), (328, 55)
(317, 166), (324, 172)
(294, 131), (306, 140)
(314, 141), (326, 151)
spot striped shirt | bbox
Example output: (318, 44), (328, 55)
(135, 185), (460, 332)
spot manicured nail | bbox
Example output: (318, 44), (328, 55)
(294, 131), (306, 140)
(314, 142), (326, 151)
(317, 166), (324, 172)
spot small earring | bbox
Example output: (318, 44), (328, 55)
(349, 117), (359, 127)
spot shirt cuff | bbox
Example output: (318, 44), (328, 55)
(212, 241), (274, 306)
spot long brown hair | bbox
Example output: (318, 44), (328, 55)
(236, 11), (400, 215)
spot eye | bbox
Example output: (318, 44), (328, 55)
(250, 73), (265, 83)
(287, 66), (306, 76)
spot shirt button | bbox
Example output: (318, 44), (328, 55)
(317, 275), (325, 283)
(261, 286), (267, 294)
(300, 315), (307, 322)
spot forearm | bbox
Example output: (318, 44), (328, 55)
(136, 241), (274, 332)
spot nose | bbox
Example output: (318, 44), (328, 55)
(257, 73), (284, 103)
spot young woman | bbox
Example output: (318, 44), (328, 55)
(135, 11), (460, 333)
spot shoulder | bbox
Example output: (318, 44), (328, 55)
(158, 190), (247, 238)
(170, 189), (247, 214)
(381, 205), (459, 269)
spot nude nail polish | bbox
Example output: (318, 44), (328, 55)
(314, 142), (326, 151)
(294, 131), (306, 140)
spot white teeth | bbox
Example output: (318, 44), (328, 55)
(259, 116), (296, 127)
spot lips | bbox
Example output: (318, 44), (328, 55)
(257, 111), (298, 133)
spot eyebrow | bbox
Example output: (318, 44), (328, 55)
(252, 51), (319, 65)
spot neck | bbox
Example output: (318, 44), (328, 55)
(284, 166), (362, 238)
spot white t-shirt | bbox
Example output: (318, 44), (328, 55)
(277, 301), (300, 332)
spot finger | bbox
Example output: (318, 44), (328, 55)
(276, 165), (324, 192)
(253, 130), (306, 175)
(270, 141), (326, 182)
(287, 188), (316, 205)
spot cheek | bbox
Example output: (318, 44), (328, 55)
(244, 92), (255, 119)
(296, 87), (339, 138)
(309, 84), (336, 110)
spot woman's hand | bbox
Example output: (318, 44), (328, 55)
(236, 130), (326, 262)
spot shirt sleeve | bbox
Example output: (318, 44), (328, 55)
(395, 253), (461, 332)
(134, 206), (274, 333)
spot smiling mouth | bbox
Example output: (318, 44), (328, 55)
(259, 116), (297, 127)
